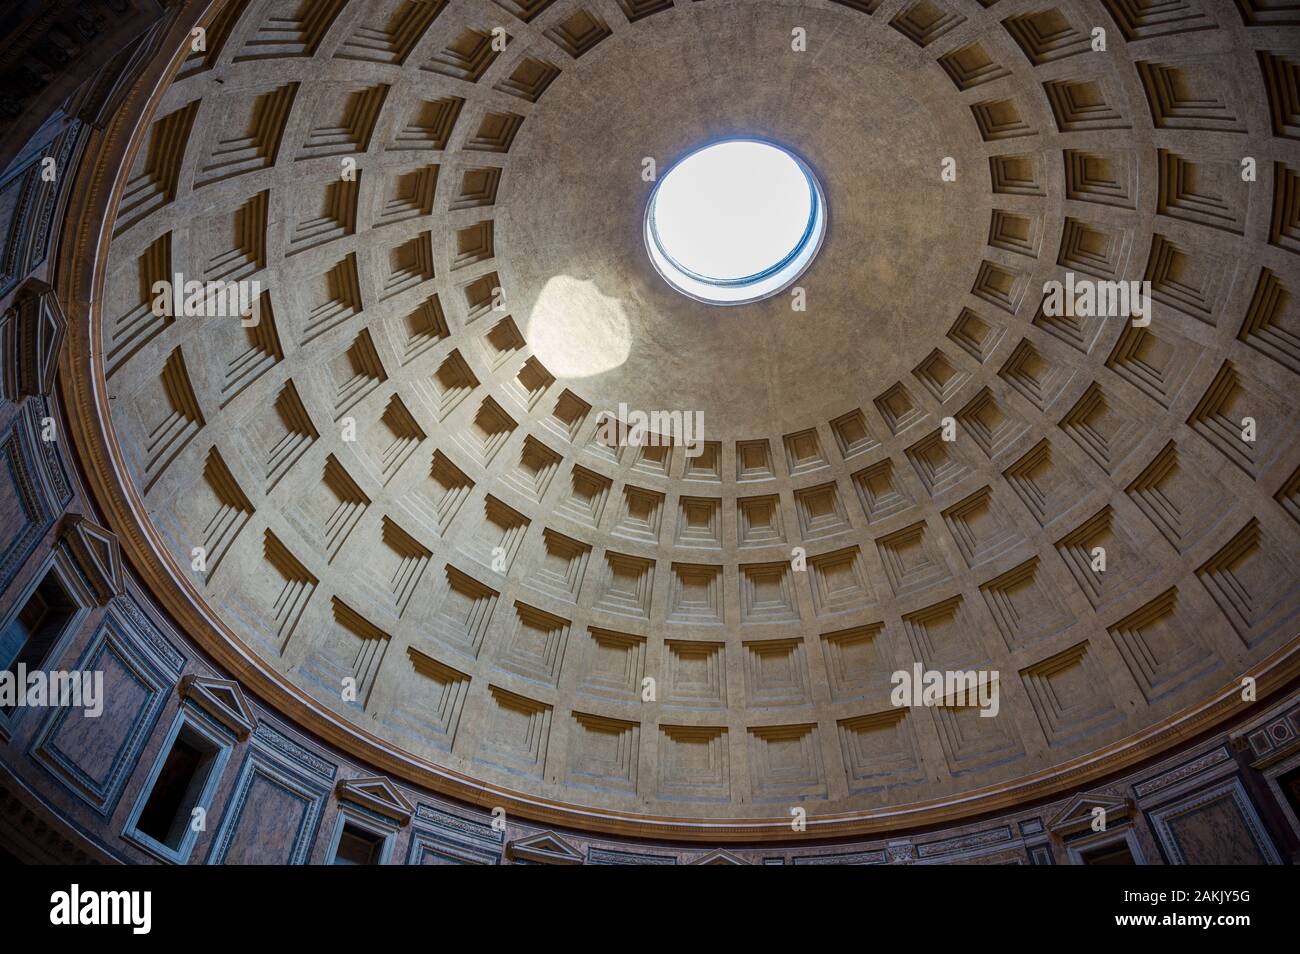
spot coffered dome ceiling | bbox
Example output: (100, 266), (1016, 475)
(76, 0), (1300, 836)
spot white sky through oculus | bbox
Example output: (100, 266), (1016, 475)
(651, 140), (813, 282)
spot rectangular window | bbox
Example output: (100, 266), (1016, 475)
(124, 714), (231, 863)
(135, 728), (220, 851)
(1079, 841), (1135, 865)
(332, 824), (386, 865)
(1, 571), (77, 714)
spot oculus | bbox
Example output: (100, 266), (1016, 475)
(644, 139), (826, 305)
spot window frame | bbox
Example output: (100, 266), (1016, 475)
(1065, 827), (1145, 865)
(325, 806), (398, 866)
(0, 548), (92, 738)
(121, 706), (234, 865)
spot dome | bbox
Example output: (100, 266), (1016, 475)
(3, 0), (1300, 867)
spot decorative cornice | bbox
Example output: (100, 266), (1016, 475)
(691, 848), (749, 865)
(1230, 698), (1300, 769)
(1046, 791), (1133, 841)
(5, 278), (66, 399)
(178, 673), (255, 740)
(506, 831), (583, 865)
(335, 776), (414, 828)
(58, 512), (123, 605)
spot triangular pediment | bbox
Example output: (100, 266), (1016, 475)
(58, 514), (123, 605)
(335, 776), (414, 826)
(506, 830), (584, 865)
(1047, 791), (1132, 837)
(691, 849), (749, 865)
(179, 674), (257, 740)
(13, 278), (67, 397)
